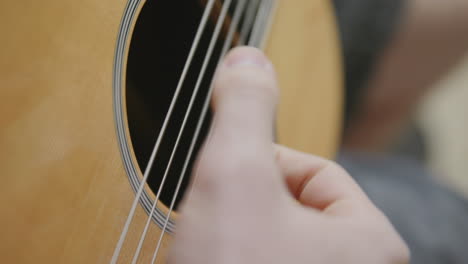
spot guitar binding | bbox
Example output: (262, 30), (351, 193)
(113, 0), (262, 233)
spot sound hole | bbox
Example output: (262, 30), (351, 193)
(126, 1), (225, 210)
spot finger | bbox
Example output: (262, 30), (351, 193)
(191, 47), (285, 201)
(275, 145), (376, 216)
(211, 46), (278, 147)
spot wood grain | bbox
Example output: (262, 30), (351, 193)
(0, 0), (342, 262)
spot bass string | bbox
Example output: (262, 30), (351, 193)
(130, 0), (237, 263)
(149, 0), (277, 263)
(182, 0), (276, 209)
(258, 0), (279, 50)
(184, 0), (278, 204)
(171, 0), (276, 235)
(249, 0), (273, 47)
(113, 0), (276, 262)
(239, 0), (261, 44)
(110, 0), (217, 263)
(185, 0), (255, 204)
(148, 0), (248, 263)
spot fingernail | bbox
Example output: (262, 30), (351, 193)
(225, 50), (274, 72)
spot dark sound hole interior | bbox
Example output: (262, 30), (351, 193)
(126, 1), (228, 210)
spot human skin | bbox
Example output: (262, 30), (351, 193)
(168, 47), (409, 264)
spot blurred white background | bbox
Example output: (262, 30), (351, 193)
(419, 53), (468, 196)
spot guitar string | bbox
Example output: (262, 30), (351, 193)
(117, 1), (270, 263)
(150, 1), (276, 263)
(110, 1), (216, 262)
(249, 0), (272, 47)
(181, 0), (277, 204)
(148, 1), (248, 263)
(258, 0), (279, 50)
(182, 0), (248, 211)
(185, 0), (276, 210)
(182, 0), (279, 203)
(184, 0), (277, 204)
(129, 0), (236, 263)
(239, 0), (261, 44)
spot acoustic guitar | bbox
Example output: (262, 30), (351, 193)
(0, 0), (342, 263)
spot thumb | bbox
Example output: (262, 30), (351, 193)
(211, 47), (278, 147)
(192, 47), (283, 201)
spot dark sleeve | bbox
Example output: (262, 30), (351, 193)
(338, 152), (468, 264)
(332, 0), (406, 124)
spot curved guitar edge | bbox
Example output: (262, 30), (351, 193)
(0, 0), (342, 263)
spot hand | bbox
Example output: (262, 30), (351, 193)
(169, 47), (410, 264)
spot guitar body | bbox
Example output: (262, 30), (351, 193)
(0, 0), (341, 263)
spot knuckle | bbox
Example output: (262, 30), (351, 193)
(380, 226), (411, 264)
(318, 160), (353, 182)
(391, 243), (411, 264)
(363, 219), (411, 264)
(324, 161), (349, 176)
(381, 238), (411, 264)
